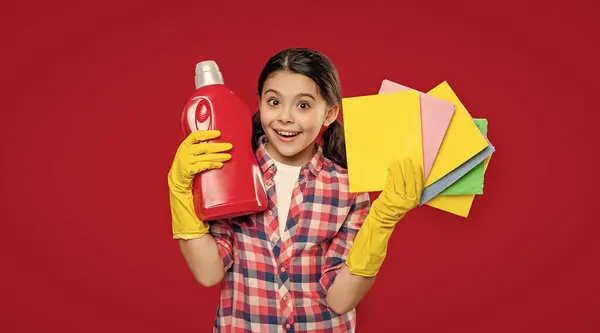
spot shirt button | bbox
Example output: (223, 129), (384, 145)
(285, 323), (291, 329)
(280, 267), (285, 272)
(268, 210), (274, 216)
(283, 295), (288, 301)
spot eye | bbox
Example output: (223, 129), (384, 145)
(298, 101), (311, 110)
(267, 98), (279, 107)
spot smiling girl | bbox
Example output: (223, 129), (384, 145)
(168, 48), (423, 332)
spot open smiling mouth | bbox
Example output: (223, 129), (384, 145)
(275, 130), (301, 138)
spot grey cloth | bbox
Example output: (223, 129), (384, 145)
(419, 130), (495, 205)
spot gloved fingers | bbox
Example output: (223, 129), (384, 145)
(389, 158), (406, 195)
(183, 161), (225, 179)
(415, 161), (425, 203)
(184, 130), (222, 145)
(190, 153), (232, 164)
(386, 162), (395, 193)
(188, 142), (233, 155)
(403, 157), (418, 200)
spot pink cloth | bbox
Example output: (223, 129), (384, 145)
(378, 79), (455, 181)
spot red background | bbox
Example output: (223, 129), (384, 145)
(1, 0), (599, 332)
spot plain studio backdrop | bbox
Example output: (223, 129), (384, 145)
(1, 0), (598, 332)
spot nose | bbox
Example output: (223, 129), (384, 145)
(277, 104), (294, 123)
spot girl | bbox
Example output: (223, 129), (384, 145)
(168, 48), (424, 332)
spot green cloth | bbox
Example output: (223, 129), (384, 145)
(440, 118), (488, 195)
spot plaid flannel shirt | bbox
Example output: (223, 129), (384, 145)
(209, 136), (371, 332)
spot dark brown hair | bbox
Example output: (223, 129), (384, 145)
(251, 48), (347, 169)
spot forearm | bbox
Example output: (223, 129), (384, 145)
(325, 213), (395, 314)
(178, 234), (225, 287)
(325, 264), (375, 314)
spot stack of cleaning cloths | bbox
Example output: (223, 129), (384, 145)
(341, 80), (495, 218)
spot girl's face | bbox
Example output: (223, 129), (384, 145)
(259, 70), (338, 166)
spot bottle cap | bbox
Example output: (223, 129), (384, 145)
(195, 60), (224, 88)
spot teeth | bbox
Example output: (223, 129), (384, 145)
(277, 131), (299, 137)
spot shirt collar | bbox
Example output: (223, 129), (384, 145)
(255, 135), (324, 177)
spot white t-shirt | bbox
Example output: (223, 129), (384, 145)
(271, 159), (301, 236)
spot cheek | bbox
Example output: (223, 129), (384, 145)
(258, 108), (273, 128)
(300, 115), (324, 135)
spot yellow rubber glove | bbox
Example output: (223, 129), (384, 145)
(346, 157), (424, 277)
(168, 130), (232, 240)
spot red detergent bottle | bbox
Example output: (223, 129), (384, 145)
(181, 60), (268, 221)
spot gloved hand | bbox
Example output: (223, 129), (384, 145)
(346, 157), (424, 277)
(168, 130), (233, 239)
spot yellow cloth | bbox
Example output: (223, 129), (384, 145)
(168, 130), (232, 239)
(346, 157), (424, 277)
(341, 90), (423, 193)
(424, 82), (488, 186)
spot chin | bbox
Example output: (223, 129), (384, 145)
(270, 139), (303, 156)
(279, 146), (304, 157)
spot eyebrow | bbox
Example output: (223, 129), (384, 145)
(264, 88), (316, 101)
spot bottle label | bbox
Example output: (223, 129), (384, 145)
(185, 96), (213, 131)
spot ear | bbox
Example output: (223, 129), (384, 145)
(323, 105), (340, 126)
